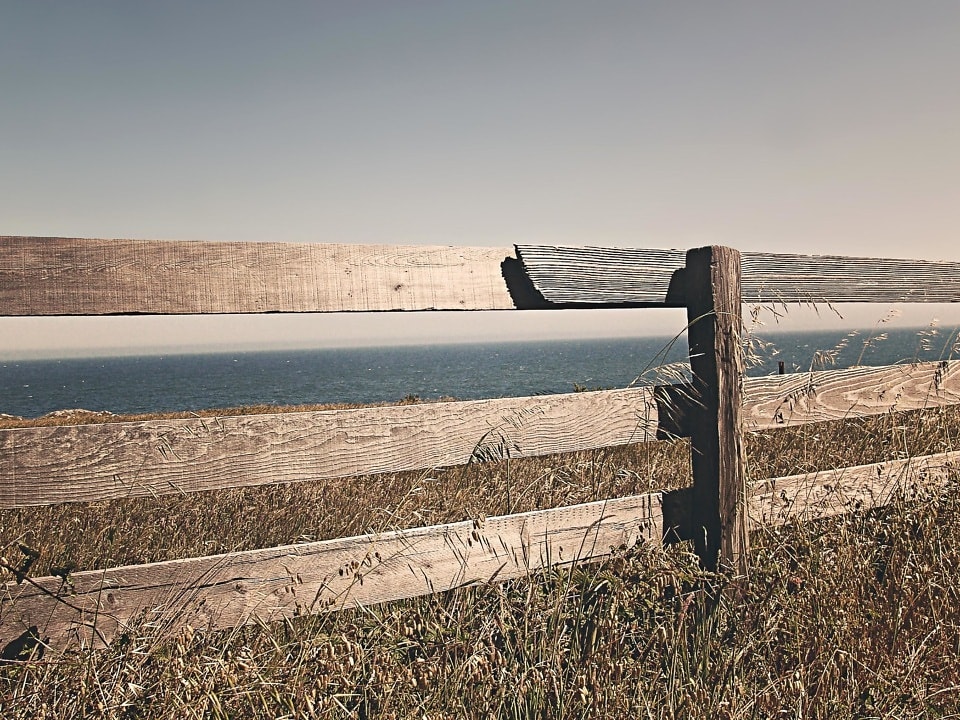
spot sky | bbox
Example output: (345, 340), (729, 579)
(2, 1), (959, 359)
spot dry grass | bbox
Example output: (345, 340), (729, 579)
(2, 402), (960, 717)
(0, 395), (437, 430)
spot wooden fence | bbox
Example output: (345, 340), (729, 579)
(2, 236), (960, 652)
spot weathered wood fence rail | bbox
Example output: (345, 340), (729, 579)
(2, 236), (960, 651)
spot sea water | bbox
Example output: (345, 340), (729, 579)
(1, 327), (958, 418)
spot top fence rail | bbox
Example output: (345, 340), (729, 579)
(3, 237), (960, 317)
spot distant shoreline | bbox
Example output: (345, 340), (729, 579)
(3, 323), (956, 363)
(2, 328), (957, 419)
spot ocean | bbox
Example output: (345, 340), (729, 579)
(2, 327), (958, 418)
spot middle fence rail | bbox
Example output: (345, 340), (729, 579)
(2, 237), (960, 651)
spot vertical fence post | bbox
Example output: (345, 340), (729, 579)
(684, 245), (748, 576)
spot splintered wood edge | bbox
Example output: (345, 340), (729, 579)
(516, 244), (960, 305)
(7, 239), (959, 315)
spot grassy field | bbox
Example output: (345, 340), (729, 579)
(2, 399), (960, 718)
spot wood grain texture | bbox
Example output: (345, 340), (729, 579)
(743, 360), (960, 429)
(4, 363), (960, 509)
(7, 238), (960, 315)
(0, 389), (658, 509)
(0, 237), (517, 315)
(684, 246), (748, 575)
(750, 450), (960, 526)
(0, 494), (663, 650)
(516, 245), (960, 305)
(739, 253), (960, 304)
(513, 245), (688, 306)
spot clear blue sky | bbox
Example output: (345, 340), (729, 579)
(2, 1), (959, 358)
